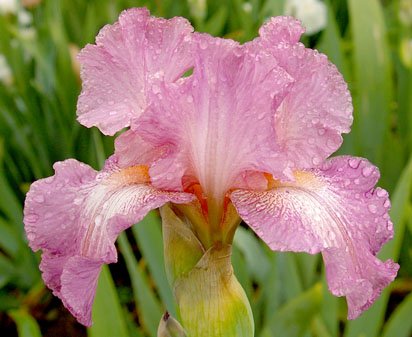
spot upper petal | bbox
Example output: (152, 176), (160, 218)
(77, 8), (194, 135)
(24, 159), (193, 325)
(136, 34), (293, 201)
(231, 156), (398, 319)
(258, 16), (305, 44)
(252, 18), (353, 169)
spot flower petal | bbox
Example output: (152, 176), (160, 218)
(77, 8), (194, 135)
(258, 16), (305, 44)
(231, 156), (398, 319)
(24, 159), (193, 325)
(111, 129), (163, 169)
(253, 18), (353, 168)
(136, 34), (293, 200)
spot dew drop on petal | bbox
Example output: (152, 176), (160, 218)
(348, 158), (360, 169)
(95, 215), (103, 227)
(326, 138), (337, 149)
(312, 156), (321, 165)
(199, 39), (208, 50)
(27, 233), (36, 241)
(368, 204), (377, 214)
(376, 188), (387, 198)
(25, 214), (39, 223)
(34, 195), (45, 203)
(362, 166), (374, 177)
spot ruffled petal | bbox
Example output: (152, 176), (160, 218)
(24, 159), (193, 325)
(231, 156), (398, 319)
(258, 16), (305, 44)
(253, 17), (353, 169)
(77, 8), (194, 135)
(136, 33), (293, 201)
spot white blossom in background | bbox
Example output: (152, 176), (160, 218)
(18, 9), (36, 39)
(0, 54), (13, 85)
(18, 8), (32, 25)
(242, 2), (252, 13)
(284, 0), (327, 35)
(0, 0), (18, 14)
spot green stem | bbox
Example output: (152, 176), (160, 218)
(160, 204), (255, 337)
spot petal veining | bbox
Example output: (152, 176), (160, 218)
(77, 8), (194, 135)
(136, 34), (293, 202)
(230, 156), (398, 319)
(24, 159), (193, 325)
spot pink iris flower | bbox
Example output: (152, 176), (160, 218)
(23, 8), (398, 326)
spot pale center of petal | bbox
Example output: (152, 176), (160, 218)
(81, 165), (150, 257)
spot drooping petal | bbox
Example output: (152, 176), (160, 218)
(77, 8), (194, 135)
(136, 33), (293, 201)
(253, 17), (353, 169)
(24, 159), (193, 326)
(231, 156), (398, 319)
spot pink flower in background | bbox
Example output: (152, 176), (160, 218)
(24, 8), (398, 327)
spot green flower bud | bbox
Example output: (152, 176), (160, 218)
(160, 204), (254, 337)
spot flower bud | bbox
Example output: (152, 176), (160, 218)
(160, 204), (254, 337)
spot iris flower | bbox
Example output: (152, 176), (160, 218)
(24, 8), (398, 327)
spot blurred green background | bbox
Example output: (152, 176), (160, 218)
(0, 0), (411, 336)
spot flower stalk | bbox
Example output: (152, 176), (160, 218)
(160, 204), (254, 337)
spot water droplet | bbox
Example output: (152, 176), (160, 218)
(152, 84), (160, 94)
(312, 157), (321, 165)
(344, 179), (351, 186)
(34, 195), (45, 203)
(362, 166), (373, 177)
(383, 199), (390, 208)
(354, 178), (360, 185)
(25, 214), (39, 223)
(73, 197), (83, 205)
(186, 95), (193, 103)
(199, 39), (208, 50)
(348, 158), (360, 169)
(318, 128), (326, 136)
(95, 215), (103, 227)
(368, 204), (377, 213)
(376, 188), (387, 198)
(327, 138), (337, 149)
(27, 233), (36, 241)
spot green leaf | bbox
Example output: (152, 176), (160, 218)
(88, 266), (130, 337)
(233, 227), (271, 283)
(381, 291), (412, 337)
(203, 6), (228, 35)
(263, 283), (322, 337)
(8, 309), (42, 337)
(132, 211), (176, 315)
(118, 232), (163, 337)
(348, 0), (394, 164)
